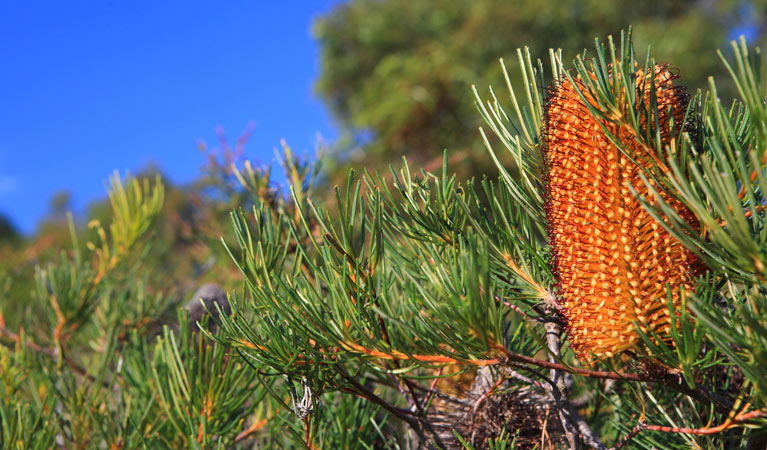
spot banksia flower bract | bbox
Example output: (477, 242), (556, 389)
(544, 65), (700, 361)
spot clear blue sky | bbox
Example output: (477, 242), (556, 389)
(0, 1), (340, 234)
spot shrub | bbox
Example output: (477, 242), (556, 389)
(2, 31), (766, 449)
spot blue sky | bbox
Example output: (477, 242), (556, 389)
(0, 1), (340, 234)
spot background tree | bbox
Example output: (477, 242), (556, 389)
(0, 213), (20, 246)
(314, 0), (766, 177)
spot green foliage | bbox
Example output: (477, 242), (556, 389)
(314, 0), (766, 179)
(4, 22), (767, 450)
(635, 36), (767, 419)
(215, 31), (767, 448)
(149, 325), (261, 448)
(0, 341), (57, 450)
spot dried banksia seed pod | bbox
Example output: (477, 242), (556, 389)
(420, 368), (564, 450)
(543, 65), (700, 361)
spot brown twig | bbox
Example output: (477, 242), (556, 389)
(610, 422), (644, 450)
(0, 325), (110, 387)
(609, 408), (767, 448)
(500, 297), (544, 323)
(336, 369), (417, 422)
(422, 367), (444, 410)
(302, 416), (314, 450)
(643, 409), (767, 435)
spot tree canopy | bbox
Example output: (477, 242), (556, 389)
(315, 0), (766, 174)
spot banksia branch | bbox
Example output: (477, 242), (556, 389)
(543, 65), (700, 361)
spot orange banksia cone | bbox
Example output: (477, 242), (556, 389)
(543, 65), (701, 361)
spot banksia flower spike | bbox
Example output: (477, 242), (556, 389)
(544, 65), (701, 361)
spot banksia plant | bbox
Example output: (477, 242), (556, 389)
(544, 65), (701, 361)
(3, 29), (767, 450)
